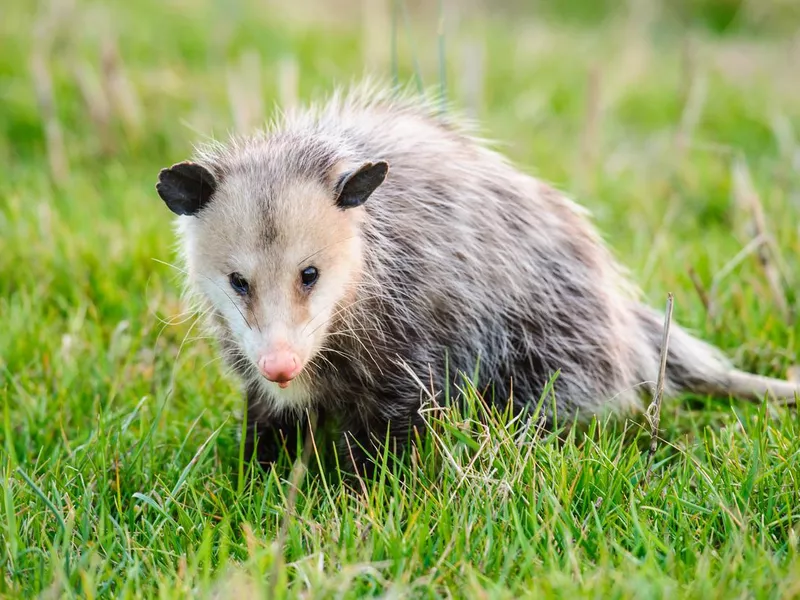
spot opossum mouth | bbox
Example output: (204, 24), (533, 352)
(277, 381), (291, 389)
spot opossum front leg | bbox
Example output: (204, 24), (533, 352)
(339, 427), (383, 478)
(243, 413), (306, 469)
(340, 415), (422, 478)
(243, 389), (305, 469)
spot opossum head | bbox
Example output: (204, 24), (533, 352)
(155, 156), (388, 402)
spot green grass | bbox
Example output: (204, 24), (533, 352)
(3, 0), (800, 597)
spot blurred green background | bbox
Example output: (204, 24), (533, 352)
(2, 0), (800, 597)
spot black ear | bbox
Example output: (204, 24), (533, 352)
(156, 161), (217, 216)
(334, 160), (389, 209)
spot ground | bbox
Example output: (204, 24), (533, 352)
(2, 0), (800, 597)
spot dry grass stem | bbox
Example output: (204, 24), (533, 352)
(644, 292), (674, 483)
(687, 266), (712, 317)
(101, 35), (143, 137)
(362, 0), (391, 70)
(73, 59), (114, 155)
(731, 157), (790, 321)
(580, 64), (602, 178)
(674, 67), (707, 160)
(227, 50), (265, 135)
(30, 51), (68, 185)
(277, 55), (300, 112)
(708, 233), (767, 322)
(459, 38), (483, 119)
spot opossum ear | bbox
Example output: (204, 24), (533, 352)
(335, 160), (389, 209)
(156, 161), (217, 216)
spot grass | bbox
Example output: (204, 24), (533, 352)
(2, 0), (800, 597)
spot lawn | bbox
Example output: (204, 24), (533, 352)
(2, 0), (800, 597)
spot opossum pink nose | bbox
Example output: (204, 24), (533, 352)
(258, 351), (301, 386)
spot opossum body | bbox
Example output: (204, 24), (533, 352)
(155, 82), (798, 473)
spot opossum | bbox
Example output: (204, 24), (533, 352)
(155, 82), (798, 474)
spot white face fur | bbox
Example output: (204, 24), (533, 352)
(156, 158), (388, 407)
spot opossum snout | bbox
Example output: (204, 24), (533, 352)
(257, 347), (302, 388)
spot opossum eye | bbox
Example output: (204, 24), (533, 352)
(228, 272), (250, 296)
(300, 266), (319, 288)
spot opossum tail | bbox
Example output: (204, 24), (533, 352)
(634, 304), (798, 405)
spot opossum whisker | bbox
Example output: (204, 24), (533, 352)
(307, 352), (339, 376)
(304, 293), (390, 337)
(323, 326), (385, 340)
(296, 235), (358, 267)
(201, 354), (228, 371)
(154, 308), (201, 327)
(332, 300), (386, 332)
(302, 299), (374, 339)
(152, 257), (255, 331)
(320, 344), (363, 364)
(343, 330), (384, 374)
(217, 354), (257, 380)
(171, 306), (211, 376)
(322, 314), (385, 373)
(186, 335), (218, 343)
(151, 256), (190, 275)
(152, 301), (212, 369)
(154, 304), (206, 340)
(355, 275), (416, 302)
(323, 320), (387, 353)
